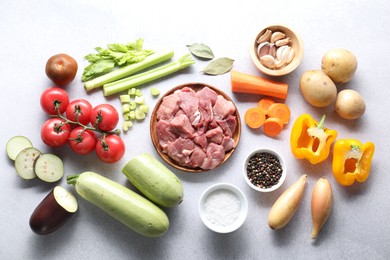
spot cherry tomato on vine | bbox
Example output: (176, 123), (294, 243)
(90, 104), (119, 132)
(40, 87), (69, 115)
(95, 134), (125, 163)
(68, 127), (96, 155)
(41, 118), (71, 147)
(66, 99), (93, 125)
(45, 53), (78, 86)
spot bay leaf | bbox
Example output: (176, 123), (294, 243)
(201, 57), (235, 75)
(186, 43), (215, 60)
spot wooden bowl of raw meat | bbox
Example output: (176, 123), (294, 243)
(150, 83), (241, 173)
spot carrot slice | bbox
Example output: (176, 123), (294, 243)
(231, 70), (288, 99)
(244, 107), (266, 129)
(263, 117), (284, 137)
(258, 98), (275, 115)
(267, 103), (291, 124)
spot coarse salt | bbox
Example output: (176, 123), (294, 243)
(203, 189), (241, 227)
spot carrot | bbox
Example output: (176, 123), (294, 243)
(231, 70), (288, 99)
(258, 98), (275, 114)
(244, 107), (266, 129)
(267, 103), (291, 124)
(263, 117), (284, 137)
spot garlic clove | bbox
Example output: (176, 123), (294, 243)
(275, 37), (291, 47)
(276, 46), (289, 61)
(257, 29), (272, 44)
(275, 46), (292, 68)
(268, 44), (276, 57)
(270, 31), (286, 43)
(286, 48), (295, 64)
(275, 58), (287, 69)
(257, 42), (271, 58)
(281, 46), (292, 61)
(260, 55), (276, 69)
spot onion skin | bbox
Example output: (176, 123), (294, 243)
(268, 175), (307, 229)
(311, 178), (333, 239)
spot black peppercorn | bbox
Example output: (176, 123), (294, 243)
(246, 152), (283, 189)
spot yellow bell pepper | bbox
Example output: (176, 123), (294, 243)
(332, 139), (375, 186)
(290, 114), (337, 164)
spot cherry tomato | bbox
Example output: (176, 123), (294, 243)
(66, 99), (93, 125)
(90, 104), (119, 132)
(95, 134), (125, 163)
(68, 127), (96, 155)
(45, 53), (78, 86)
(40, 87), (69, 115)
(41, 118), (71, 147)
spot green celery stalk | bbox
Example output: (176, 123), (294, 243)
(84, 49), (174, 92)
(102, 54), (195, 97)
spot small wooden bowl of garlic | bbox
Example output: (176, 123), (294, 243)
(250, 25), (304, 76)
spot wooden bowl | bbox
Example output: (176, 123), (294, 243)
(150, 83), (241, 173)
(250, 24), (304, 76)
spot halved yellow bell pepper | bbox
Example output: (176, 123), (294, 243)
(290, 114), (337, 164)
(332, 139), (375, 186)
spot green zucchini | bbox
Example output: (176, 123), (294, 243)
(66, 171), (169, 237)
(122, 153), (184, 208)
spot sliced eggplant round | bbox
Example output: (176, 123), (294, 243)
(34, 153), (64, 183)
(30, 186), (78, 235)
(14, 147), (42, 180)
(6, 136), (33, 161)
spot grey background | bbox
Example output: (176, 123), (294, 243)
(1, 0), (389, 259)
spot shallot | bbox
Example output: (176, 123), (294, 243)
(311, 178), (333, 239)
(268, 175), (307, 229)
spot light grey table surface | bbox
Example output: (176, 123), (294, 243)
(1, 0), (389, 259)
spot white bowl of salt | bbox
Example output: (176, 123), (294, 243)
(199, 183), (248, 233)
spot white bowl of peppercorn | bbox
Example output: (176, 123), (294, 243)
(243, 148), (286, 192)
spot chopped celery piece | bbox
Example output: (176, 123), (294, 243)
(134, 96), (145, 105)
(122, 121), (133, 132)
(123, 112), (131, 121)
(135, 110), (146, 120)
(139, 105), (149, 114)
(103, 54), (195, 96)
(122, 104), (131, 114)
(120, 94), (131, 103)
(84, 49), (174, 91)
(135, 89), (142, 97)
(150, 87), (160, 97)
(129, 111), (136, 120)
(129, 101), (137, 110)
(128, 88), (142, 97)
(128, 88), (137, 96)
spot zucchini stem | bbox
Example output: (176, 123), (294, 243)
(66, 174), (80, 185)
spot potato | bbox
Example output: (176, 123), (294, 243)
(321, 48), (357, 83)
(299, 70), (337, 108)
(334, 89), (366, 119)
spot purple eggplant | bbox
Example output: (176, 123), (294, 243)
(29, 186), (78, 235)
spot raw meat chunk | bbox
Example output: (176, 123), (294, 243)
(213, 95), (235, 119)
(170, 114), (195, 139)
(201, 143), (226, 170)
(156, 92), (181, 120)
